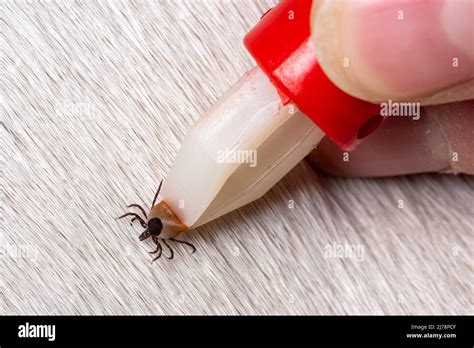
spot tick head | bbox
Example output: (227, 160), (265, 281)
(138, 229), (151, 241)
(147, 218), (163, 237)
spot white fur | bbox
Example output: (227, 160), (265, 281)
(2, 0), (472, 315)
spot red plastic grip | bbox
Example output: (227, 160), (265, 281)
(244, 0), (383, 151)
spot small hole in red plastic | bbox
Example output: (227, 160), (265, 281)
(357, 115), (383, 139)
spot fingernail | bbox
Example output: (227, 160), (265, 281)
(312, 0), (474, 102)
(350, 0), (474, 99)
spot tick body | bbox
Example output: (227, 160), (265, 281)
(118, 180), (196, 262)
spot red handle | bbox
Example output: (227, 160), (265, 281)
(244, 0), (383, 151)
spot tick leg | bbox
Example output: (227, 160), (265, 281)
(149, 236), (161, 254)
(131, 217), (147, 229)
(117, 212), (146, 226)
(170, 238), (196, 254)
(127, 204), (147, 219)
(151, 180), (163, 209)
(148, 244), (160, 254)
(162, 239), (174, 260)
(151, 239), (163, 263)
(117, 212), (143, 221)
(152, 246), (162, 263)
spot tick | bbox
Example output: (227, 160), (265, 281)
(118, 180), (196, 262)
